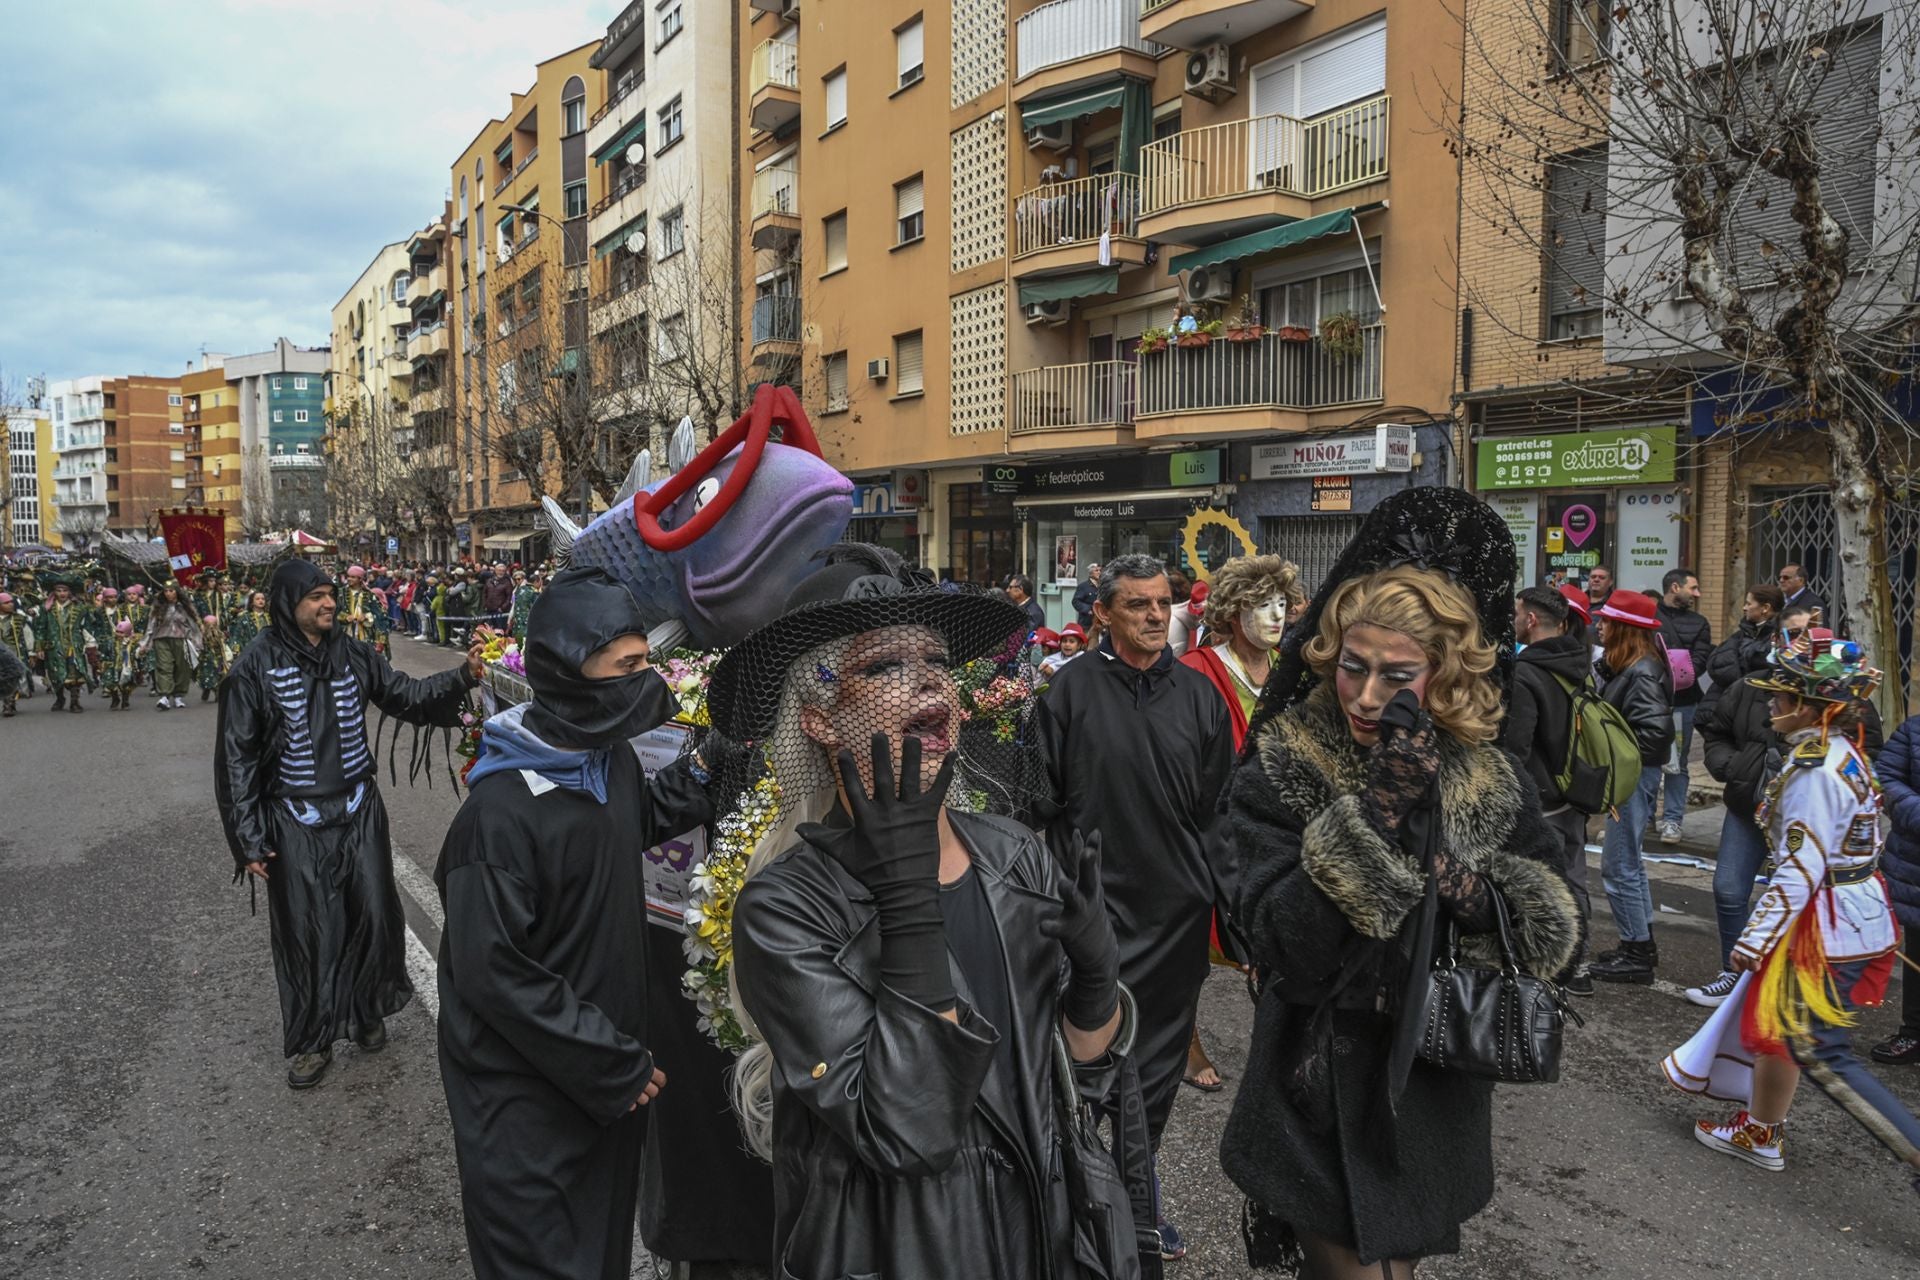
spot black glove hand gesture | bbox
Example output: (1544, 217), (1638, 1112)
(1040, 830), (1121, 1030)
(833, 733), (958, 1012)
(1361, 689), (1440, 838)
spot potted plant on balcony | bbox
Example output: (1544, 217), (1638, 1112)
(1276, 321), (1313, 343)
(1174, 315), (1213, 348)
(1137, 326), (1171, 355)
(1319, 310), (1365, 360)
(1224, 296), (1266, 343)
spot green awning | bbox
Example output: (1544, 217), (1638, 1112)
(1021, 83), (1127, 131)
(1017, 268), (1119, 306)
(594, 212), (647, 258)
(593, 115), (647, 164)
(548, 347), (582, 378)
(1168, 207), (1357, 274)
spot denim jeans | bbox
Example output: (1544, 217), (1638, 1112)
(1601, 765), (1662, 942)
(1660, 704), (1697, 826)
(1712, 809), (1772, 965)
(1793, 959), (1920, 1161)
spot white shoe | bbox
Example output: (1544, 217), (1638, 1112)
(172, 696), (187, 708)
(1685, 970), (1739, 1008)
(1695, 1110), (1784, 1171)
(1660, 821), (1683, 844)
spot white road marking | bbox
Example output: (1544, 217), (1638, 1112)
(390, 845), (445, 931)
(390, 843), (442, 1021)
(405, 924), (439, 1022)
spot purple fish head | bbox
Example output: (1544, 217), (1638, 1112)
(650, 441), (853, 648)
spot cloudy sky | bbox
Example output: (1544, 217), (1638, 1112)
(0, 0), (624, 386)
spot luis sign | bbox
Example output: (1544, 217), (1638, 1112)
(1476, 426), (1677, 490)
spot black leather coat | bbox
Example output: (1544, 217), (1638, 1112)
(732, 809), (1136, 1280)
(1597, 654), (1674, 767)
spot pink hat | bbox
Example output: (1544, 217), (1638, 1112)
(102, 587), (119, 600)
(202, 614), (218, 626)
(1598, 590), (1660, 630)
(114, 619), (133, 635)
(0, 593), (12, 606)
(125, 584), (145, 596)
(347, 564), (367, 578)
(1557, 584), (1591, 625)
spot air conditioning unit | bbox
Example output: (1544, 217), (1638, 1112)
(866, 357), (890, 381)
(1026, 120), (1073, 152)
(1186, 265), (1235, 303)
(1024, 299), (1069, 326)
(1184, 44), (1234, 100)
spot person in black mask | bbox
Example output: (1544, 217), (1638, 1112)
(215, 558), (484, 1089)
(434, 565), (715, 1280)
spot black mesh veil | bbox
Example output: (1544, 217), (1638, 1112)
(702, 544), (1054, 832)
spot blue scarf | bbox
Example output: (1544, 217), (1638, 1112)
(465, 703), (611, 802)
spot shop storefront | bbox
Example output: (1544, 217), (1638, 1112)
(1229, 424), (1442, 593)
(844, 474), (921, 565)
(1472, 423), (1685, 593)
(1012, 449), (1225, 628)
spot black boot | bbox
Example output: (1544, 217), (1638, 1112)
(1591, 938), (1656, 985)
(52, 687), (66, 712)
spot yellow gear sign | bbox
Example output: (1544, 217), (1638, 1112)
(1181, 508), (1257, 584)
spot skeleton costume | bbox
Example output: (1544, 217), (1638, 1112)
(1664, 632), (1919, 1179)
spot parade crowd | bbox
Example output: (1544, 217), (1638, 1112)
(3, 491), (1917, 1280)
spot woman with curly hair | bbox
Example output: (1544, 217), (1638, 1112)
(1224, 489), (1580, 1278)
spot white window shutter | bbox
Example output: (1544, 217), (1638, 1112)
(1297, 24), (1385, 117)
(825, 71), (848, 126)
(896, 176), (924, 220)
(897, 20), (924, 80)
(826, 354), (849, 409)
(895, 332), (924, 393)
(825, 213), (848, 271)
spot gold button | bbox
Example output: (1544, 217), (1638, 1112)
(810, 1062), (828, 1080)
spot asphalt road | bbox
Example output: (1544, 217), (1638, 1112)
(3, 639), (1918, 1279)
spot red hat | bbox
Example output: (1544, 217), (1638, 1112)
(1060, 622), (1087, 641)
(1033, 627), (1061, 651)
(1189, 580), (1210, 607)
(1597, 589), (1660, 630)
(1557, 584), (1592, 625)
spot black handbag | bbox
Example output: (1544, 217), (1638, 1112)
(1417, 886), (1579, 1084)
(1051, 1031), (1158, 1280)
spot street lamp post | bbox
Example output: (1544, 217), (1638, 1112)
(499, 202), (595, 528)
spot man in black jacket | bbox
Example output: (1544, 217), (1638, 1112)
(1072, 562), (1100, 629)
(1777, 562), (1826, 622)
(216, 559), (483, 1088)
(1505, 586), (1597, 992)
(1688, 606), (1882, 1008)
(1656, 568), (1713, 843)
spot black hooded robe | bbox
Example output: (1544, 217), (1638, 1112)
(1036, 640), (1234, 1143)
(215, 560), (475, 1057)
(433, 726), (713, 1280)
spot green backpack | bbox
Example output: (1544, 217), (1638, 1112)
(1547, 671), (1644, 815)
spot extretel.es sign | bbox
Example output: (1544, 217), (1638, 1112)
(1475, 426), (1677, 490)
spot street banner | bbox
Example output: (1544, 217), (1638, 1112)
(158, 508), (227, 585)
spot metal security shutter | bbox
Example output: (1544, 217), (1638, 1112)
(1296, 22), (1386, 117)
(1545, 145), (1608, 328)
(825, 70), (848, 127)
(825, 213), (848, 272)
(1726, 23), (1880, 278)
(1259, 514), (1363, 595)
(895, 331), (925, 394)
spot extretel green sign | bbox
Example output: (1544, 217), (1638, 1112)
(1476, 425), (1678, 490)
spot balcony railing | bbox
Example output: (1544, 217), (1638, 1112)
(751, 295), (801, 346)
(751, 160), (800, 220)
(590, 163), (647, 219)
(513, 146), (540, 180)
(1011, 361), (1138, 435)
(1138, 324), (1385, 416)
(1013, 173), (1140, 258)
(751, 38), (800, 94)
(1016, 0), (1161, 81)
(1142, 95), (1392, 212)
(590, 72), (645, 128)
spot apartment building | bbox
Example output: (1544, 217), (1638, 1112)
(180, 357), (242, 539)
(45, 374), (186, 548)
(6, 408), (55, 550)
(444, 41), (604, 562)
(738, 0), (1460, 613)
(220, 339), (331, 535)
(588, 0), (742, 493)
(327, 240), (415, 550)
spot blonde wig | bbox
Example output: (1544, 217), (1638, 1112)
(1300, 564), (1503, 744)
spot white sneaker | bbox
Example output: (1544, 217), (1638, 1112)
(1660, 821), (1683, 844)
(156, 699), (169, 711)
(1686, 970), (1739, 1008)
(1695, 1110), (1784, 1171)
(172, 696), (187, 708)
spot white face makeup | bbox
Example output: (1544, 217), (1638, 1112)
(1239, 595), (1287, 649)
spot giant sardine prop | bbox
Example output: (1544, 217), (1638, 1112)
(541, 383), (854, 651)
